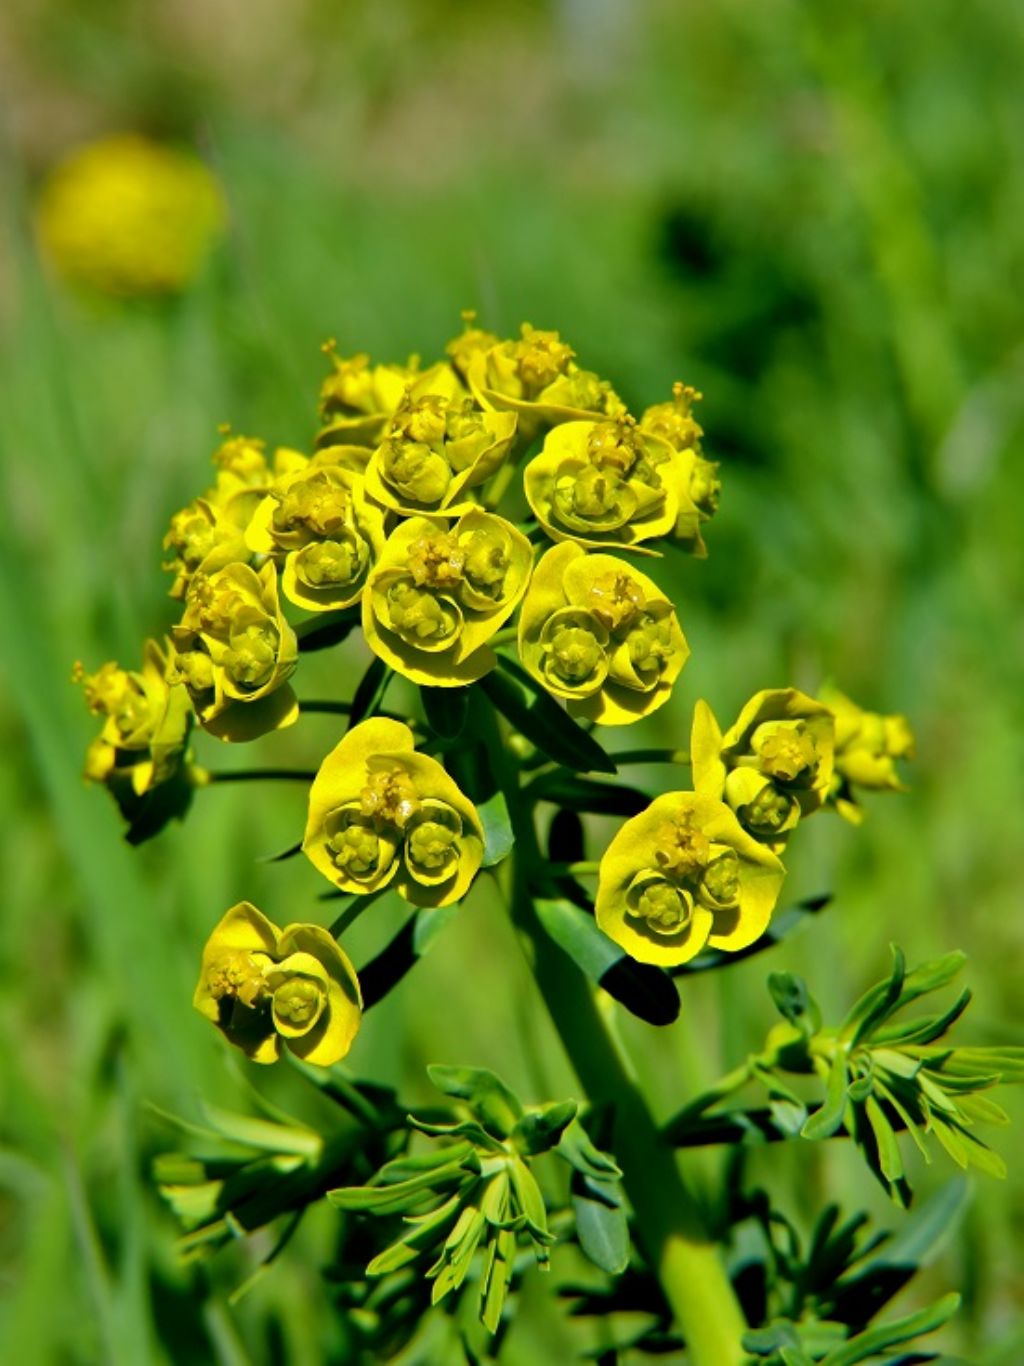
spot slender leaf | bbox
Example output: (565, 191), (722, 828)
(296, 608), (360, 652)
(802, 1053), (849, 1141)
(572, 1185), (630, 1275)
(421, 685), (468, 740)
(477, 789), (515, 867)
(346, 655), (390, 731)
(482, 664), (616, 774)
(534, 898), (680, 1026)
(820, 1293), (960, 1366)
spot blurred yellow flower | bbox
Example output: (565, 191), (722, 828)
(36, 133), (225, 297)
(819, 684), (914, 822)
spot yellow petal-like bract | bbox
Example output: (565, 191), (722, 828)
(363, 510), (533, 687)
(518, 542), (689, 725)
(691, 690), (836, 849)
(596, 792), (785, 966)
(303, 718), (484, 907)
(818, 684), (914, 823)
(193, 902), (362, 1065)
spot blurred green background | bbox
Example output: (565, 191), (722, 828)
(1, 0), (1022, 1361)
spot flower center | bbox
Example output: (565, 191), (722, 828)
(628, 879), (694, 935)
(206, 950), (269, 1008)
(585, 572), (645, 632)
(385, 581), (460, 644)
(654, 814), (712, 880)
(272, 977), (323, 1029)
(224, 622), (278, 689)
(407, 533), (465, 590)
(361, 766), (420, 828)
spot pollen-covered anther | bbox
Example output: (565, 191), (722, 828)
(206, 950), (270, 1008)
(360, 767), (420, 828)
(654, 815), (712, 879)
(586, 419), (643, 475)
(516, 325), (574, 391)
(755, 724), (818, 784)
(585, 572), (646, 631)
(407, 533), (465, 590)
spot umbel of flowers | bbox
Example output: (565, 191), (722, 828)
(73, 318), (945, 1354)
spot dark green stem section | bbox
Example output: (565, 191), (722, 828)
(487, 717), (746, 1366)
(206, 768), (317, 784)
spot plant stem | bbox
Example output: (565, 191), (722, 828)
(545, 860), (600, 878)
(484, 710), (747, 1366)
(606, 747), (691, 766)
(206, 768), (317, 783)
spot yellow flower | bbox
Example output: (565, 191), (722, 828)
(75, 639), (198, 840)
(818, 684), (914, 823)
(692, 690), (835, 848)
(193, 902), (362, 1066)
(363, 510), (533, 687)
(35, 133), (224, 297)
(466, 323), (626, 438)
(640, 384), (720, 558)
(75, 638), (191, 795)
(171, 562), (299, 742)
(518, 543), (689, 725)
(246, 459), (387, 612)
(523, 418), (683, 552)
(596, 792), (785, 966)
(317, 342), (464, 451)
(303, 719), (484, 907)
(364, 394), (517, 516)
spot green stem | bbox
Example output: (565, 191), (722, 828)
(485, 711), (746, 1366)
(206, 768), (317, 783)
(545, 860), (600, 878)
(606, 747), (691, 766)
(299, 700), (422, 728)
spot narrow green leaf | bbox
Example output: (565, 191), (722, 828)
(421, 685), (468, 740)
(820, 1293), (960, 1366)
(411, 901), (460, 957)
(897, 952), (968, 1009)
(572, 1187), (630, 1275)
(327, 1159), (469, 1214)
(476, 789), (515, 867)
(346, 655), (390, 731)
(483, 664), (617, 774)
(509, 1158), (550, 1239)
(526, 772), (650, 816)
(534, 897), (680, 1026)
(865, 1095), (904, 1183)
(427, 1064), (523, 1137)
(873, 990), (973, 1048)
(557, 1118), (623, 1182)
(841, 946), (906, 1046)
(802, 1053), (849, 1141)
(514, 1100), (578, 1156)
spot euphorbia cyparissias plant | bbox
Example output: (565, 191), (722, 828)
(76, 318), (1017, 1366)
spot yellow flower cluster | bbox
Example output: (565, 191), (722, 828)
(36, 134), (225, 298)
(595, 684), (914, 966)
(147, 320), (713, 715)
(71, 317), (916, 1059)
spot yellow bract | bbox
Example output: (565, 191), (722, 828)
(193, 902), (362, 1066)
(363, 510), (533, 686)
(524, 418), (688, 553)
(692, 689), (836, 849)
(365, 394), (517, 516)
(518, 543), (689, 725)
(317, 343), (465, 451)
(303, 719), (484, 907)
(171, 561), (299, 742)
(36, 134), (225, 297)
(246, 456), (387, 612)
(819, 684), (914, 823)
(596, 791), (785, 966)
(465, 323), (626, 438)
